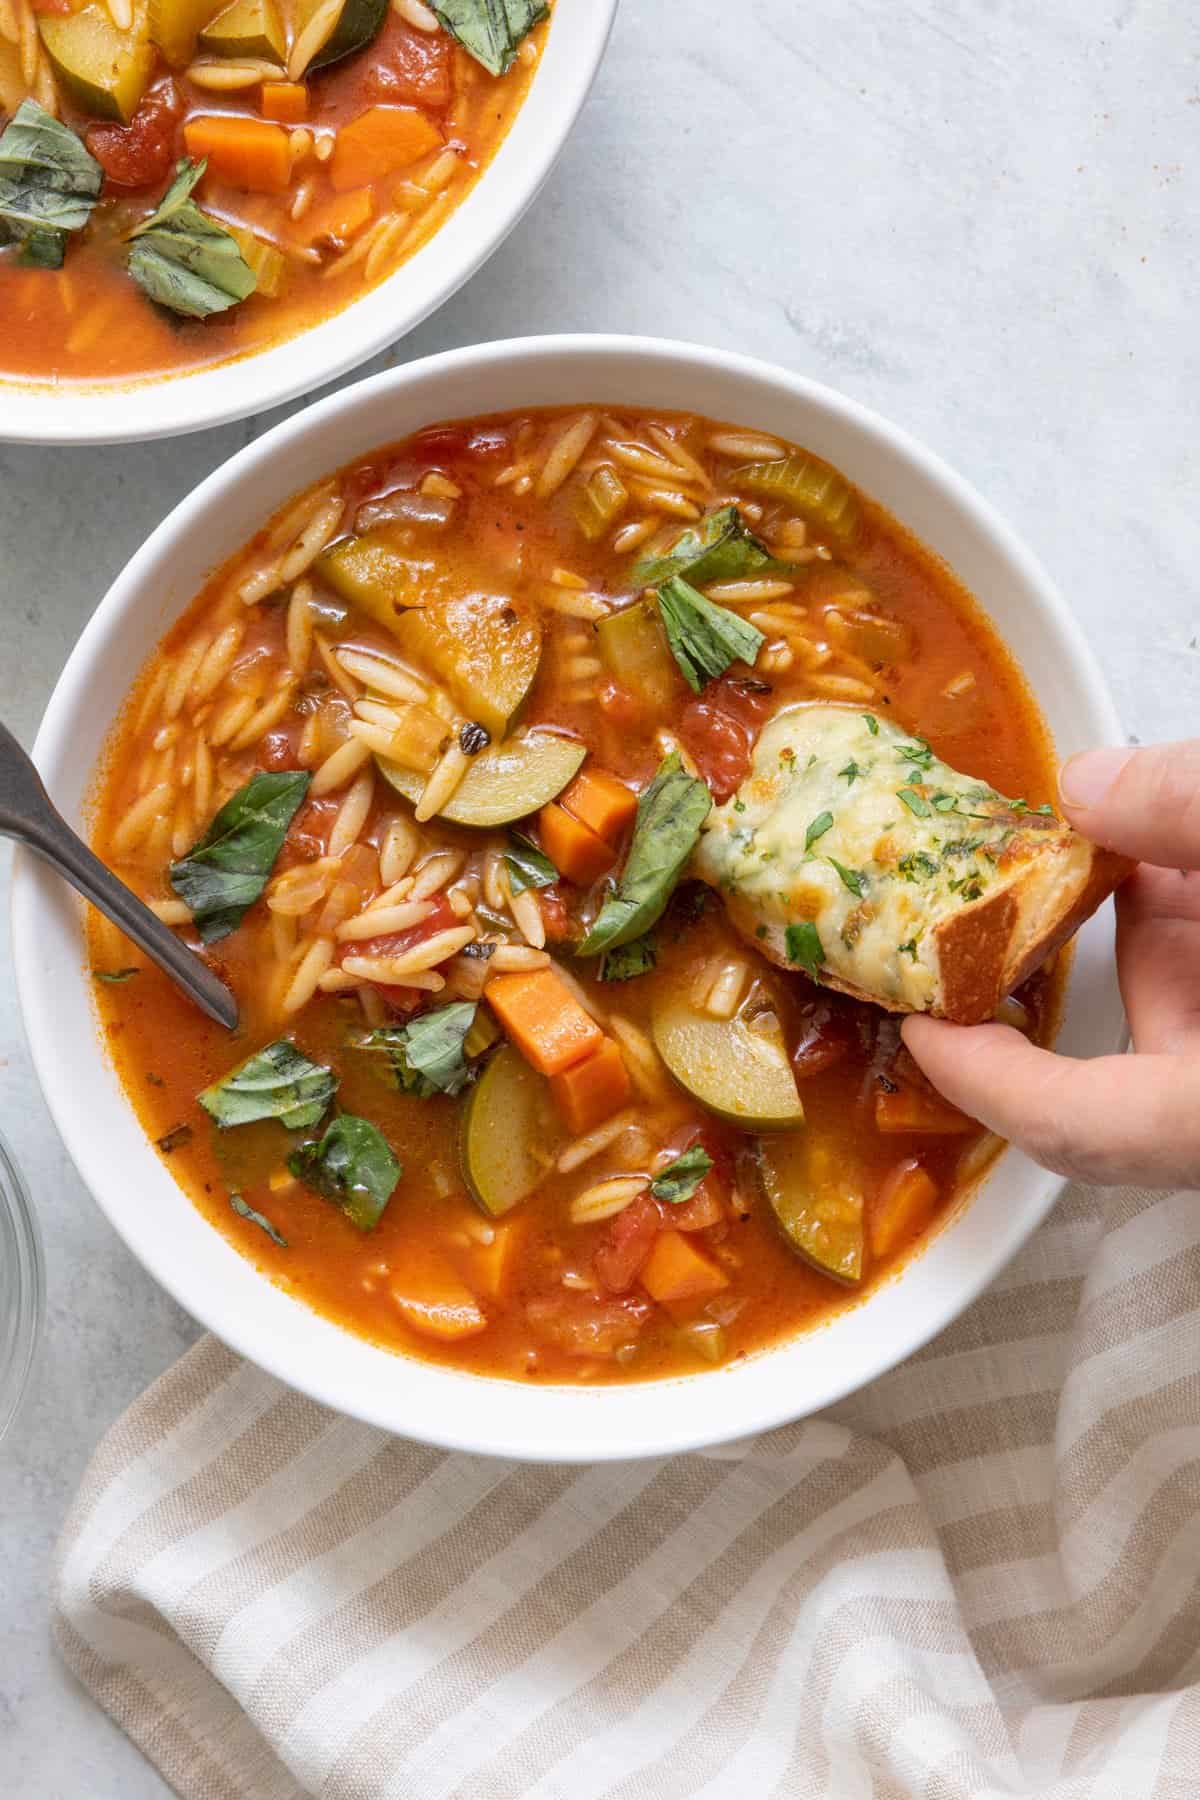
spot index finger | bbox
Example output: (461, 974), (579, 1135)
(901, 1016), (1200, 1189)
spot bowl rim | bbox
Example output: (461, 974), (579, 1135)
(0, 0), (618, 447)
(12, 334), (1127, 1460)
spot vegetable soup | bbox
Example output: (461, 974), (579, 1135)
(88, 407), (1066, 1383)
(0, 0), (547, 382)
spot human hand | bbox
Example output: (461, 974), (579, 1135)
(902, 742), (1200, 1187)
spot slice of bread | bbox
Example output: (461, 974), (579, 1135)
(695, 704), (1132, 1025)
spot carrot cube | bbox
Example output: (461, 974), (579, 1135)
(260, 81), (308, 123)
(549, 1036), (631, 1135)
(471, 1223), (521, 1300)
(870, 1158), (939, 1259)
(330, 105), (442, 192)
(640, 1231), (729, 1306)
(182, 115), (291, 194)
(539, 801), (614, 887)
(303, 186), (375, 248)
(485, 969), (603, 1077)
(390, 1259), (487, 1341)
(561, 767), (638, 845)
(875, 1087), (974, 1135)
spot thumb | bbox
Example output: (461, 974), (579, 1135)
(901, 1015), (1200, 1188)
(1059, 740), (1200, 869)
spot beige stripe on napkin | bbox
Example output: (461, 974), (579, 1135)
(54, 1182), (1200, 1800)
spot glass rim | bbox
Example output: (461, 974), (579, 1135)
(0, 1127), (44, 1446)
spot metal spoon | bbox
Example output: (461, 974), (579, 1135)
(0, 721), (238, 1031)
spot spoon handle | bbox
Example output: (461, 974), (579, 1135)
(0, 722), (238, 1031)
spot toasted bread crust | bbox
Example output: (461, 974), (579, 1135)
(727, 843), (1134, 1024)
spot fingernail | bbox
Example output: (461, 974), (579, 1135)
(1058, 747), (1133, 811)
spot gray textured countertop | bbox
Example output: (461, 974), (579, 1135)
(2, 2), (1197, 1792)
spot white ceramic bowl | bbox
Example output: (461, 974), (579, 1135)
(12, 336), (1126, 1460)
(0, 0), (616, 446)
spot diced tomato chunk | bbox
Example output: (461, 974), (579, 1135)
(593, 1193), (661, 1294)
(792, 1003), (857, 1080)
(341, 895), (457, 969)
(87, 82), (181, 192)
(526, 1292), (652, 1357)
(669, 1183), (725, 1232)
(260, 730), (301, 771)
(677, 702), (751, 803)
(361, 17), (453, 108)
(537, 885), (573, 944)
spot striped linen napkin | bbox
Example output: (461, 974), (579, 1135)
(54, 1179), (1200, 1800)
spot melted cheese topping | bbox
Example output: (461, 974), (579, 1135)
(695, 704), (1050, 1009)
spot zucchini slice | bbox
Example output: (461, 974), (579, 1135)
(651, 991), (804, 1132)
(376, 728), (585, 829)
(392, 589), (542, 740)
(294, 0), (387, 73)
(39, 5), (153, 122)
(757, 1135), (865, 1283)
(147, 0), (224, 68)
(459, 1044), (556, 1216)
(199, 0), (285, 60)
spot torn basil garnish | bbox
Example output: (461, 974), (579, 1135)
(199, 1039), (337, 1132)
(651, 1145), (714, 1205)
(230, 1192), (288, 1248)
(785, 920), (824, 979)
(633, 505), (791, 589)
(655, 576), (765, 695)
(0, 102), (101, 267)
(598, 933), (657, 982)
(170, 769), (309, 943)
(579, 753), (712, 955)
(356, 1002), (478, 1098)
(93, 966), (140, 984)
(287, 1114), (401, 1231)
(504, 832), (557, 896)
(127, 158), (256, 319)
(429, 0), (547, 76)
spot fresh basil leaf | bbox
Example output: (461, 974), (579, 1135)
(579, 754), (712, 955)
(863, 713), (879, 735)
(357, 1002), (478, 1098)
(199, 1038), (336, 1132)
(785, 920), (824, 979)
(598, 933), (657, 982)
(804, 811), (833, 852)
(655, 575), (764, 695)
(287, 1114), (400, 1231)
(93, 966), (140, 984)
(429, 0), (547, 75)
(0, 102), (101, 256)
(170, 770), (310, 943)
(127, 157), (256, 319)
(828, 857), (867, 898)
(651, 1145), (714, 1205)
(633, 504), (790, 588)
(504, 832), (557, 897)
(230, 1192), (288, 1248)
